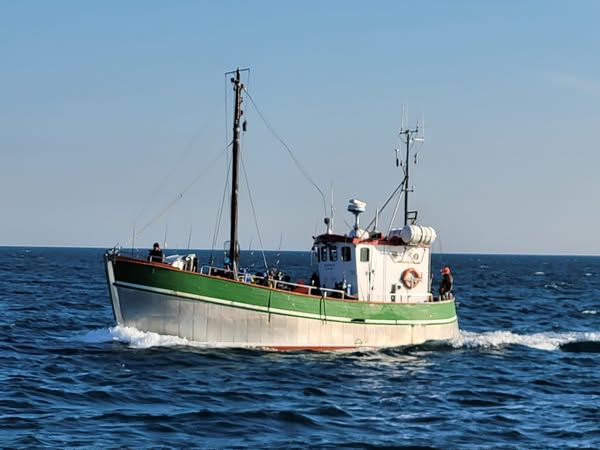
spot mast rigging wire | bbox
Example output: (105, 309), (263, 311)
(366, 133), (424, 233)
(131, 96), (224, 226)
(241, 153), (269, 271)
(121, 145), (229, 248)
(364, 176), (407, 232)
(243, 89), (328, 218)
(209, 144), (233, 265)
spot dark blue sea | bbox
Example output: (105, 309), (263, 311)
(2, 247), (599, 449)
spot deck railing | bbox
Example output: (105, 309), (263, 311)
(199, 265), (349, 298)
(198, 265), (444, 303)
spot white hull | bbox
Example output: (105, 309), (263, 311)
(112, 284), (459, 350)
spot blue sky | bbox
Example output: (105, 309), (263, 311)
(1, 1), (599, 255)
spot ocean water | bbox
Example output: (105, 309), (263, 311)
(1, 247), (599, 449)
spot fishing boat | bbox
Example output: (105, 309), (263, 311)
(104, 69), (459, 350)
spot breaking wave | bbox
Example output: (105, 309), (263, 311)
(80, 326), (193, 348)
(453, 330), (600, 351)
(79, 327), (600, 354)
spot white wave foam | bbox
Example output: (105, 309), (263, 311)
(79, 328), (114, 343)
(453, 330), (600, 351)
(80, 327), (600, 352)
(110, 326), (194, 348)
(533, 271), (545, 275)
(80, 326), (239, 349)
(582, 310), (597, 315)
(79, 326), (194, 348)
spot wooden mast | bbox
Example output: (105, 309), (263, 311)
(229, 68), (244, 275)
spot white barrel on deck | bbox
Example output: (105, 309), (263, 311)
(399, 225), (437, 245)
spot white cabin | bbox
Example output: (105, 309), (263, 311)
(313, 200), (437, 303)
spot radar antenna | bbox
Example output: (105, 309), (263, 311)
(347, 199), (367, 236)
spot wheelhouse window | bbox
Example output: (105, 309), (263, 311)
(320, 246), (328, 262)
(329, 246), (338, 261)
(341, 246), (352, 262)
(313, 247), (320, 262)
(360, 247), (370, 262)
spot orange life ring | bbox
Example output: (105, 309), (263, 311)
(401, 268), (421, 289)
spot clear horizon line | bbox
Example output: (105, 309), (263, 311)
(0, 244), (598, 258)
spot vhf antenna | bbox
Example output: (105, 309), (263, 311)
(396, 109), (424, 226)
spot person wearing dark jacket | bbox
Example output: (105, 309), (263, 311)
(438, 266), (453, 300)
(148, 242), (164, 263)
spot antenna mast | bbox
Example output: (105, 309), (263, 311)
(398, 122), (424, 226)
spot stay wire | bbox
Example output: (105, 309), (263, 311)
(132, 96), (224, 225)
(243, 88), (328, 218)
(209, 142), (232, 264)
(224, 74), (230, 162)
(122, 144), (230, 249)
(364, 176), (407, 231)
(240, 152), (269, 272)
(387, 184), (404, 235)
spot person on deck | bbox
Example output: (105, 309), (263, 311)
(438, 267), (454, 300)
(148, 242), (164, 263)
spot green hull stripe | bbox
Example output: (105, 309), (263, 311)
(113, 257), (457, 323)
(116, 281), (458, 326)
